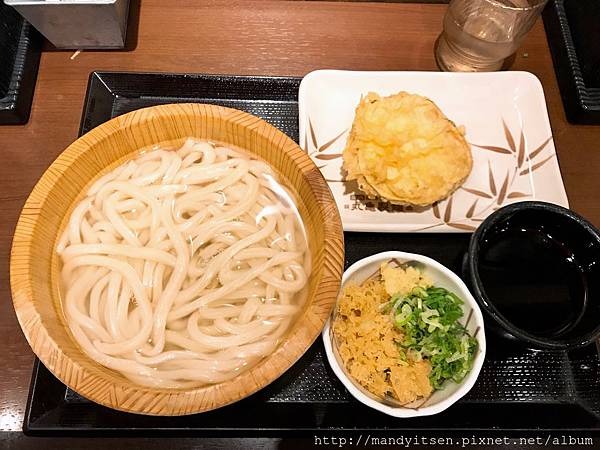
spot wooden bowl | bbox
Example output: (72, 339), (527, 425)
(10, 103), (344, 415)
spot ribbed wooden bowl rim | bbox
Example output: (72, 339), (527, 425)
(10, 103), (344, 416)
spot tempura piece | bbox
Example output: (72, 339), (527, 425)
(342, 92), (472, 206)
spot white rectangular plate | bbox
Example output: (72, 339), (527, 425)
(298, 70), (569, 232)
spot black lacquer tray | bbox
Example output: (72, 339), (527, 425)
(0, 2), (41, 125)
(24, 71), (600, 436)
(543, 0), (600, 124)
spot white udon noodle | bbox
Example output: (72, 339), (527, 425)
(57, 138), (310, 389)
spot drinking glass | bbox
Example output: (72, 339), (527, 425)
(435, 0), (549, 72)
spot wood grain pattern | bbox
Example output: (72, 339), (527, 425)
(10, 103), (344, 415)
(1, 0), (600, 434)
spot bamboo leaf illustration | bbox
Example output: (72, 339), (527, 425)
(363, 268), (382, 284)
(414, 223), (445, 232)
(528, 136), (553, 160)
(466, 199), (479, 218)
(319, 129), (348, 152)
(519, 154), (555, 175)
(497, 171), (510, 205)
(317, 164), (327, 170)
(461, 187), (493, 199)
(488, 161), (497, 196)
(503, 119), (517, 153)
(471, 144), (513, 155)
(448, 222), (476, 231)
(390, 258), (404, 268)
(471, 218), (484, 222)
(444, 196), (453, 223)
(465, 309), (474, 328)
(432, 202), (441, 219)
(309, 118), (318, 149)
(507, 192), (529, 199)
(314, 153), (342, 160)
(517, 129), (526, 168)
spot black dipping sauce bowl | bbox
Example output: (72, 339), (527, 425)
(467, 201), (600, 350)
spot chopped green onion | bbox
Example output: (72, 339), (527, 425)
(390, 286), (478, 390)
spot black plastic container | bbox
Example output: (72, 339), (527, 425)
(0, 2), (41, 125)
(467, 201), (600, 350)
(543, 0), (600, 124)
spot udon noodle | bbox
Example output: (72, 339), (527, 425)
(57, 138), (310, 388)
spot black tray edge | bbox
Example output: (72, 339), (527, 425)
(23, 360), (600, 437)
(78, 72), (118, 136)
(0, 19), (42, 125)
(543, 0), (600, 125)
(23, 70), (600, 437)
(78, 71), (303, 136)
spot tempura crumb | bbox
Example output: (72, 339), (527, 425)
(333, 265), (434, 405)
(390, 360), (432, 404)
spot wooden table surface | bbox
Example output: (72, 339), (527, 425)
(1, 0), (599, 446)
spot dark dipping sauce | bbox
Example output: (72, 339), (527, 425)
(478, 227), (588, 338)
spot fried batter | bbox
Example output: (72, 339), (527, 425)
(333, 268), (434, 406)
(342, 92), (472, 206)
(390, 360), (433, 405)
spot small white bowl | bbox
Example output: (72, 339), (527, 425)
(322, 251), (486, 417)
